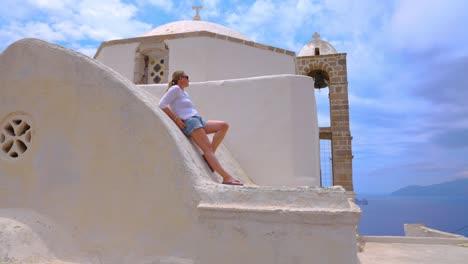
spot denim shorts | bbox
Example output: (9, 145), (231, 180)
(182, 116), (207, 136)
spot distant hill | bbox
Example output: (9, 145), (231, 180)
(391, 178), (468, 196)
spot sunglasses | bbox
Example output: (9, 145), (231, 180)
(181, 75), (189, 80)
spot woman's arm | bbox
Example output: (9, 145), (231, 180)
(159, 86), (185, 129)
(161, 107), (185, 130)
(159, 86), (178, 109)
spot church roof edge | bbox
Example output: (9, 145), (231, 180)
(93, 31), (296, 59)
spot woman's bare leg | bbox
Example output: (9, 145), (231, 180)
(203, 120), (229, 152)
(190, 127), (239, 184)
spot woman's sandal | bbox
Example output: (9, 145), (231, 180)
(222, 180), (243, 186)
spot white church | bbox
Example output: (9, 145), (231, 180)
(4, 6), (460, 264)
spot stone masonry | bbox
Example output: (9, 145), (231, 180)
(296, 53), (354, 191)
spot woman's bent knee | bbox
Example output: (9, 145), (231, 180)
(222, 122), (229, 131)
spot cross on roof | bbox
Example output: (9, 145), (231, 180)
(313, 32), (321, 40)
(192, 5), (203, 21)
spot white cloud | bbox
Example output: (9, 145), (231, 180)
(316, 112), (330, 127)
(0, 0), (37, 20)
(200, 0), (221, 19)
(72, 44), (98, 57)
(226, 0), (275, 30)
(223, 0), (395, 79)
(0, 0), (152, 52)
(225, 0), (323, 50)
(28, 0), (70, 10)
(0, 21), (67, 46)
(76, 0), (151, 39)
(170, 0), (221, 21)
(389, 0), (468, 54)
(53, 21), (85, 40)
(136, 0), (173, 12)
(307, 1), (395, 83)
(320, 0), (390, 37)
(348, 92), (419, 114)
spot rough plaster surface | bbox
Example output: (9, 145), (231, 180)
(0, 209), (82, 264)
(404, 224), (466, 238)
(141, 74), (319, 187)
(358, 242), (468, 264)
(142, 20), (252, 41)
(166, 37), (295, 82)
(95, 42), (140, 81)
(0, 39), (361, 264)
(97, 36), (295, 84)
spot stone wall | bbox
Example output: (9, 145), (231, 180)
(296, 53), (354, 191)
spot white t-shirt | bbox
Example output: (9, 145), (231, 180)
(158, 85), (198, 119)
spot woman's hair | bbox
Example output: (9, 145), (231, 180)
(167, 70), (186, 91)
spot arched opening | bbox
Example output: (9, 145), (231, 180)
(138, 42), (169, 84)
(307, 67), (333, 186)
(308, 69), (329, 89)
(320, 139), (333, 187)
(317, 89), (332, 186)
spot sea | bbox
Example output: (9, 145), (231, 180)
(356, 194), (468, 237)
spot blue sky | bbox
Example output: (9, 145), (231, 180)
(1, 0), (467, 193)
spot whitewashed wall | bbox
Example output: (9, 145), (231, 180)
(166, 37), (296, 81)
(0, 39), (195, 263)
(95, 42), (140, 81)
(142, 75), (320, 187)
(95, 36), (295, 84)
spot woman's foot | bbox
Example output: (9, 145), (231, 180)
(222, 180), (243, 186)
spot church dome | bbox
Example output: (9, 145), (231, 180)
(142, 20), (252, 42)
(298, 32), (337, 57)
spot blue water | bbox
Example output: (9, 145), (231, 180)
(357, 194), (468, 237)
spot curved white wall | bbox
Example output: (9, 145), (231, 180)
(0, 38), (199, 262)
(142, 75), (320, 187)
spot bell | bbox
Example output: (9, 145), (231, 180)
(309, 70), (329, 89)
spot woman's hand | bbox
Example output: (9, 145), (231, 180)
(175, 118), (186, 130)
(161, 107), (185, 130)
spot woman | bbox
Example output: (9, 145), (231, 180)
(159, 70), (243, 186)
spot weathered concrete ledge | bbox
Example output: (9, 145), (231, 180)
(361, 236), (468, 245)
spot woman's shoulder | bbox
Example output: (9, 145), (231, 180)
(168, 85), (182, 92)
(166, 85), (183, 94)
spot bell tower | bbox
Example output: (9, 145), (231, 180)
(296, 33), (354, 192)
